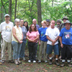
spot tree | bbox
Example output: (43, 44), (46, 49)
(37, 0), (42, 27)
(9, 0), (12, 20)
(15, 0), (17, 19)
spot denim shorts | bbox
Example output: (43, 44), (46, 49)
(46, 44), (59, 55)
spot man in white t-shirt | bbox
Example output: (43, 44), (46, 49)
(0, 14), (14, 63)
(45, 20), (60, 66)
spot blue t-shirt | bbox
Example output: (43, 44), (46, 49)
(38, 27), (48, 42)
(59, 27), (72, 45)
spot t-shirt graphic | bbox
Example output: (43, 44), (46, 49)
(41, 32), (45, 37)
(64, 32), (71, 39)
(5, 26), (11, 32)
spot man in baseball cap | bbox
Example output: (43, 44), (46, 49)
(0, 14), (14, 63)
(59, 20), (72, 67)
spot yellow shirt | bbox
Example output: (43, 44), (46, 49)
(12, 26), (22, 42)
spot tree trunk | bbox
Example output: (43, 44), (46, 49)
(37, 0), (42, 27)
(15, 0), (17, 19)
(9, 0), (12, 21)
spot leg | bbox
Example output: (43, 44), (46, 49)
(38, 41), (43, 61)
(33, 43), (38, 61)
(8, 43), (12, 60)
(1, 39), (7, 60)
(54, 44), (59, 66)
(28, 42), (33, 60)
(12, 41), (18, 60)
(43, 42), (47, 62)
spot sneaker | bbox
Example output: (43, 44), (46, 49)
(18, 60), (22, 64)
(38, 60), (41, 63)
(23, 57), (26, 61)
(28, 60), (31, 63)
(45, 60), (48, 63)
(55, 60), (59, 66)
(0, 60), (5, 63)
(33, 60), (36, 63)
(15, 60), (19, 65)
(60, 62), (65, 67)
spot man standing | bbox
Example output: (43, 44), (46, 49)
(32, 19), (40, 30)
(0, 14), (14, 63)
(46, 19), (50, 28)
(59, 20), (72, 67)
(60, 16), (68, 31)
(45, 20), (60, 66)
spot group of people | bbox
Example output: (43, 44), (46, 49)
(0, 14), (72, 67)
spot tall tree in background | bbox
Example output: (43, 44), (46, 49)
(37, 0), (42, 26)
(15, 0), (17, 19)
(9, 0), (12, 20)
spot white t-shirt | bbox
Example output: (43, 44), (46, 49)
(0, 21), (14, 42)
(45, 27), (60, 45)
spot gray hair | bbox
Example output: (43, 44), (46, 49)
(15, 18), (20, 22)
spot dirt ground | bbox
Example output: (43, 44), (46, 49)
(0, 49), (72, 72)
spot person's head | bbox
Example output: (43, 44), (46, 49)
(46, 19), (50, 26)
(64, 20), (71, 30)
(41, 20), (47, 28)
(5, 14), (10, 22)
(15, 18), (20, 26)
(50, 20), (55, 28)
(32, 19), (37, 25)
(62, 16), (68, 23)
(20, 19), (24, 26)
(24, 21), (28, 31)
(29, 24), (37, 33)
(24, 21), (28, 27)
(56, 19), (62, 25)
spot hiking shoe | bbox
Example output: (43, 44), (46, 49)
(15, 60), (19, 65)
(8, 60), (14, 63)
(28, 60), (31, 63)
(55, 60), (59, 66)
(60, 62), (65, 67)
(33, 60), (36, 63)
(49, 59), (52, 65)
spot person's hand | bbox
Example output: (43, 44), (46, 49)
(19, 41), (23, 44)
(61, 43), (63, 48)
(39, 41), (41, 45)
(52, 40), (56, 46)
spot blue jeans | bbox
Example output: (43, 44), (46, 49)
(12, 41), (22, 59)
(46, 44), (59, 55)
(19, 39), (26, 58)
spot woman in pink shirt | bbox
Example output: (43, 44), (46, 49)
(26, 24), (39, 63)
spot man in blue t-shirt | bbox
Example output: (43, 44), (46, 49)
(59, 20), (72, 67)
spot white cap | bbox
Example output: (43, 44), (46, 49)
(4, 14), (10, 17)
(15, 18), (20, 22)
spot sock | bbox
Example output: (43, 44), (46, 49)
(62, 60), (65, 63)
(49, 57), (52, 60)
(56, 58), (58, 60)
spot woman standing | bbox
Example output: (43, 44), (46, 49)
(12, 19), (23, 65)
(38, 21), (48, 63)
(24, 21), (29, 31)
(26, 24), (39, 63)
(19, 19), (27, 61)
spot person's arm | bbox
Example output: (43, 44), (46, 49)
(33, 35), (39, 42)
(46, 35), (53, 42)
(59, 36), (63, 48)
(12, 27), (22, 43)
(26, 35), (33, 42)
